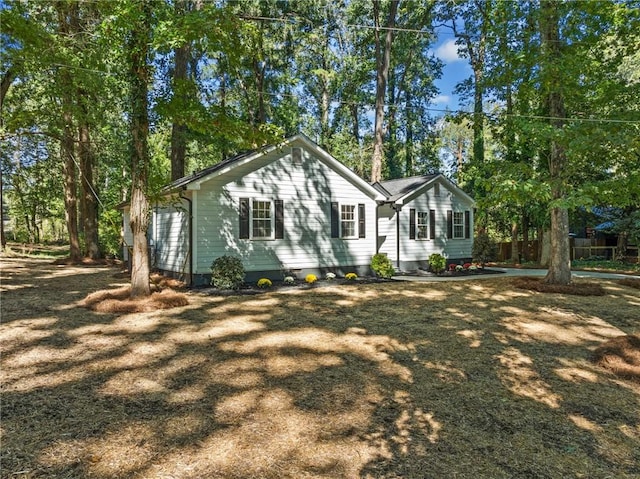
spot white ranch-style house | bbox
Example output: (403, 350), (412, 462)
(122, 134), (474, 284)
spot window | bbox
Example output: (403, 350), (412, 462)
(453, 211), (464, 239)
(252, 200), (272, 238)
(417, 212), (429, 239)
(410, 209), (435, 240)
(331, 202), (365, 238)
(434, 183), (440, 197)
(239, 198), (284, 240)
(341, 204), (356, 238)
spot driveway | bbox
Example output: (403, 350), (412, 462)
(393, 267), (640, 282)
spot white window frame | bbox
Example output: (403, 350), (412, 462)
(453, 211), (465, 239)
(417, 211), (429, 239)
(340, 204), (357, 238)
(251, 199), (274, 239)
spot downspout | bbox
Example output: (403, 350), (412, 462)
(180, 188), (193, 286)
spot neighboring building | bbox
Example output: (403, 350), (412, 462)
(122, 134), (475, 285)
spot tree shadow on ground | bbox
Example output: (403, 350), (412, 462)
(1, 260), (639, 479)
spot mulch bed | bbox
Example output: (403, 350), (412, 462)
(77, 272), (189, 313)
(198, 277), (395, 296)
(512, 276), (606, 296)
(618, 278), (640, 290)
(592, 334), (640, 382)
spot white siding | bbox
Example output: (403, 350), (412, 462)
(151, 199), (189, 274)
(193, 143), (378, 274)
(377, 203), (397, 262)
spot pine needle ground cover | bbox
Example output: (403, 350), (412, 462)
(1, 257), (639, 479)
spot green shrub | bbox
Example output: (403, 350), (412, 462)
(472, 233), (498, 266)
(370, 253), (395, 278)
(210, 255), (245, 289)
(257, 278), (272, 289)
(428, 253), (446, 275)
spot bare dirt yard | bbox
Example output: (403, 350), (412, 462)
(1, 256), (639, 479)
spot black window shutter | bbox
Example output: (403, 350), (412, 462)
(430, 209), (436, 239)
(464, 210), (470, 239)
(331, 202), (339, 238)
(409, 208), (416, 239)
(358, 204), (366, 238)
(239, 197), (250, 239)
(275, 200), (284, 239)
(447, 210), (453, 239)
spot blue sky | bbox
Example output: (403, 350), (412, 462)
(431, 35), (472, 113)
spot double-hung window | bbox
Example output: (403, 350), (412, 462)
(417, 212), (429, 239)
(239, 198), (284, 240)
(340, 205), (356, 238)
(331, 202), (366, 239)
(410, 209), (435, 240)
(446, 210), (470, 239)
(453, 211), (465, 239)
(252, 200), (272, 238)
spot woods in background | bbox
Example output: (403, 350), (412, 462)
(1, 0), (638, 288)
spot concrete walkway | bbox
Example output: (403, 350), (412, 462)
(392, 267), (640, 282)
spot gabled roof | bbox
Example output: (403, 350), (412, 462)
(374, 174), (439, 202)
(163, 149), (259, 192)
(374, 173), (475, 206)
(162, 133), (385, 201)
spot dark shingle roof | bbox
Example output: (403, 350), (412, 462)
(376, 174), (439, 201)
(162, 148), (260, 192)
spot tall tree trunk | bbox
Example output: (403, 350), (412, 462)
(371, 0), (399, 183)
(128, 1), (152, 298)
(56, 2), (82, 261)
(522, 212), (529, 261)
(1, 68), (14, 129)
(78, 116), (100, 259)
(61, 119), (80, 261)
(319, 34), (331, 146)
(350, 104), (360, 144)
(170, 1), (190, 181)
(510, 222), (519, 263)
(405, 89), (414, 176)
(541, 0), (571, 285)
(0, 168), (5, 249)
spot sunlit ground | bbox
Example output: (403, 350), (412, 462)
(1, 256), (639, 478)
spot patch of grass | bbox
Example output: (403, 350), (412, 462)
(592, 335), (640, 382)
(512, 276), (606, 296)
(572, 258), (640, 273)
(2, 242), (70, 259)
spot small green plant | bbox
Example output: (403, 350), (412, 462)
(428, 253), (446, 275)
(472, 232), (498, 266)
(210, 255), (245, 289)
(257, 278), (272, 289)
(305, 274), (318, 284)
(283, 276), (295, 285)
(325, 272), (336, 280)
(370, 253), (395, 279)
(345, 272), (358, 281)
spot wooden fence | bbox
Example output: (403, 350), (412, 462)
(497, 238), (639, 263)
